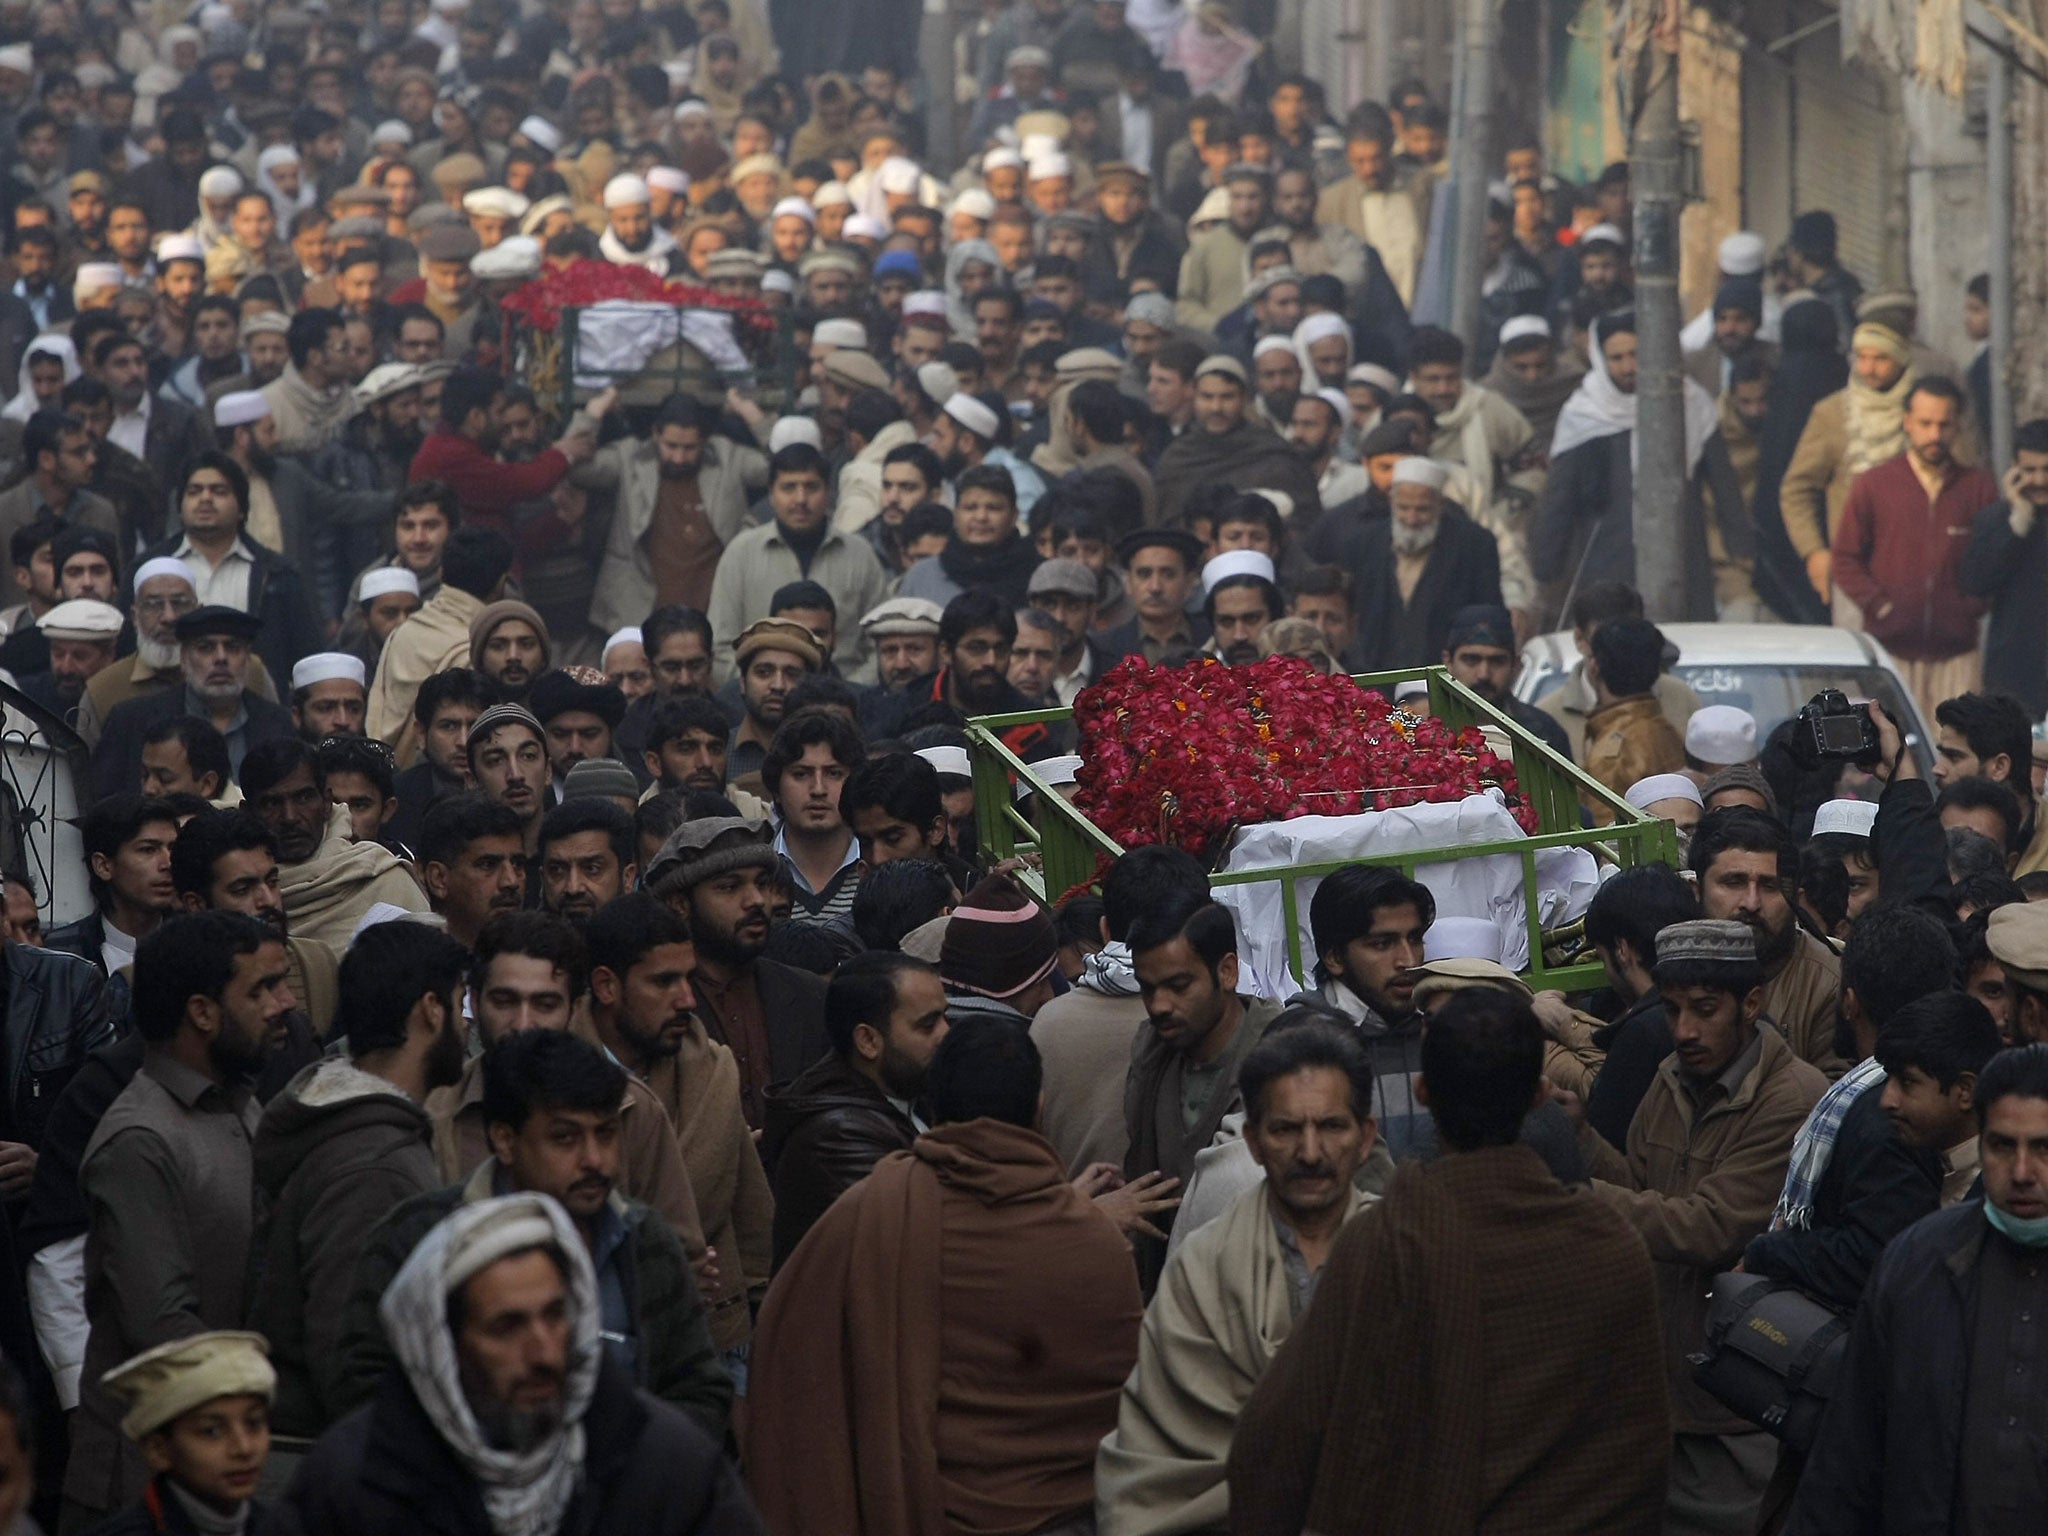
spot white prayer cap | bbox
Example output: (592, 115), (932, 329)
(291, 653), (366, 691)
(1202, 549), (1277, 593)
(1424, 916), (1503, 964)
(811, 317), (868, 350)
(134, 557), (196, 591)
(155, 234), (205, 266)
(1718, 231), (1767, 277)
(672, 98), (713, 122)
(1027, 152), (1072, 181)
(1252, 334), (1297, 359)
(462, 186), (530, 219)
(354, 362), (421, 408)
(915, 745), (972, 780)
(213, 390), (270, 428)
(903, 289), (949, 319)
(982, 148), (1023, 173)
(1580, 221), (1626, 248)
(762, 270), (795, 295)
(647, 166), (690, 194)
(602, 173), (651, 209)
(351, 903), (444, 943)
(915, 360), (958, 405)
(1498, 314), (1553, 349)
(811, 180), (852, 208)
(36, 599), (124, 641)
(1390, 456), (1449, 492)
(72, 263), (124, 301)
(603, 626), (643, 660)
(1392, 677), (1432, 702)
(949, 189), (996, 222)
(1314, 387), (1353, 428)
(1126, 292), (1174, 329)
(877, 157), (923, 194)
(257, 144), (300, 172)
(1251, 489), (1294, 522)
(1347, 362), (1400, 394)
(1294, 312), (1349, 349)
(0, 45), (33, 75)
(358, 567), (421, 602)
(771, 196), (816, 225)
(1624, 773), (1703, 812)
(1033, 754), (1082, 788)
(1685, 704), (1758, 767)
(1812, 798), (1879, 838)
(517, 115), (562, 153)
(843, 214), (888, 241)
(471, 236), (541, 280)
(942, 392), (1000, 441)
(198, 166), (244, 198)
(767, 416), (824, 452)
(1194, 354), (1247, 385)
(370, 120), (413, 147)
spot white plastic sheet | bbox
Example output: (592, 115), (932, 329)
(1211, 793), (1601, 999)
(570, 300), (747, 387)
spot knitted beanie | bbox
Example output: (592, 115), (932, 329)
(939, 873), (1057, 1000)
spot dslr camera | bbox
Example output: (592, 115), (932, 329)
(1791, 689), (1882, 769)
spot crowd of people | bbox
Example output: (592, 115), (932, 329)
(0, 0), (2039, 1533)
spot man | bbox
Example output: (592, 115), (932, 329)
(289, 654), (366, 742)
(289, 1194), (753, 1535)
(408, 366), (598, 539)
(1685, 279), (1777, 399)
(1201, 551), (1282, 667)
(466, 599), (549, 709)
(1317, 106), (1422, 305)
(137, 454), (323, 691)
(1301, 864), (1435, 1151)
(47, 794), (179, 977)
(706, 442), (888, 681)
(643, 695), (739, 801)
(1227, 991), (1669, 1535)
(1290, 388), (1368, 510)
(1692, 807), (1846, 1076)
(247, 919), (468, 1452)
(643, 816), (830, 1129)
(1097, 528), (1208, 665)
(1152, 357), (1320, 528)
(216, 391), (394, 594)
(898, 465), (1042, 610)
(94, 332), (200, 504)
(1351, 457), (1503, 670)
(1874, 989), (2005, 1207)
(761, 951), (946, 1267)
(75, 556), (199, 749)
(1440, 603), (1572, 758)
(63, 912), (292, 1529)
(461, 703), (549, 863)
(1176, 163), (1271, 332)
(1125, 893), (1285, 1284)
(1536, 581), (1703, 761)
(581, 393), (770, 632)
(1963, 418), (2048, 718)
(340, 1024), (729, 1440)
(1083, 161), (1183, 306)
(723, 617), (820, 790)
(763, 709), (864, 927)
(858, 596), (944, 693)
(0, 409), (119, 555)
(1573, 865), (1704, 1146)
(0, 522), (119, 685)
(18, 596), (120, 721)
(1023, 559), (1108, 705)
(415, 792), (526, 950)
(749, 1016), (1142, 1535)
(529, 670), (624, 800)
(1832, 376), (1996, 713)
(1579, 615), (1689, 821)
(369, 525), (510, 752)
(532, 799), (633, 925)
(255, 309), (356, 458)
(384, 666), (489, 852)
(581, 893), (773, 1359)
(1572, 918), (1827, 1536)
(1788, 1041), (2048, 1533)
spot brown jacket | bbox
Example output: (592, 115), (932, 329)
(1579, 695), (1687, 824)
(1029, 984), (1144, 1175)
(1779, 391), (1859, 560)
(1586, 1026), (1827, 1434)
(1764, 927), (1847, 1078)
(1538, 663), (1701, 763)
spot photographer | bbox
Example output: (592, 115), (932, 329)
(1854, 697), (1959, 920)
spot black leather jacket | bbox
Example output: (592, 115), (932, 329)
(759, 1051), (918, 1271)
(1, 940), (125, 1155)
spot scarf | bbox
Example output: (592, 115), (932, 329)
(937, 532), (1040, 601)
(1167, 14), (1259, 101)
(264, 361), (358, 455)
(1481, 350), (1582, 449)
(1771, 1056), (1886, 1231)
(1550, 339), (1716, 473)
(381, 1194), (600, 1536)
(1080, 940), (1140, 997)
(1291, 313), (1351, 390)
(1, 334), (77, 423)
(167, 1480), (249, 1535)
(1427, 381), (1503, 511)
(1843, 323), (1915, 480)
(598, 223), (678, 272)
(944, 238), (1001, 340)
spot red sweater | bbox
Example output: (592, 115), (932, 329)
(1831, 453), (1996, 660)
(408, 431), (572, 536)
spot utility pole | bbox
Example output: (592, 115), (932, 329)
(1629, 2), (1686, 621)
(1987, 34), (2015, 472)
(1448, 0), (1497, 350)
(921, 0), (958, 175)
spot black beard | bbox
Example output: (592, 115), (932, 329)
(248, 444), (277, 480)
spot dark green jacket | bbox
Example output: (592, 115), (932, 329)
(332, 1163), (733, 1442)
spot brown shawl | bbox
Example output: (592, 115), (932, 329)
(745, 1118), (1141, 1536)
(1226, 1143), (1669, 1536)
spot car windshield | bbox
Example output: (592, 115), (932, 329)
(1525, 662), (1934, 775)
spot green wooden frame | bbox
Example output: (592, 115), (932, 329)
(964, 665), (1680, 993)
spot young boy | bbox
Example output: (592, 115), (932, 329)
(98, 1330), (289, 1533)
(1875, 989), (2004, 1205)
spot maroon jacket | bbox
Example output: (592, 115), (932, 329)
(1831, 452), (1996, 659)
(408, 430), (572, 536)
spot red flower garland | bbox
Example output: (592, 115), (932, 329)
(1071, 655), (1537, 860)
(498, 258), (777, 340)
